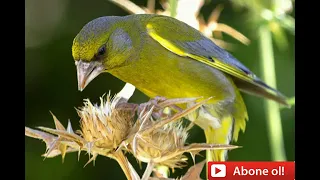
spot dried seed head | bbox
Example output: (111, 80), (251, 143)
(132, 120), (190, 168)
(25, 88), (239, 180)
(125, 96), (239, 170)
(77, 95), (135, 150)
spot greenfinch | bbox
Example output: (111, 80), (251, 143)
(72, 14), (289, 161)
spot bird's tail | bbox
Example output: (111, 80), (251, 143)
(233, 77), (291, 108)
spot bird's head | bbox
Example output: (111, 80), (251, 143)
(72, 16), (134, 91)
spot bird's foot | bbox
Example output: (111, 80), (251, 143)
(138, 96), (199, 119)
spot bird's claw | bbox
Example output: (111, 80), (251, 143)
(137, 96), (199, 119)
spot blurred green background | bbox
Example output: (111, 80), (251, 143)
(25, 0), (295, 179)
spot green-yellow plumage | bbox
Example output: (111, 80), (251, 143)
(72, 14), (290, 162)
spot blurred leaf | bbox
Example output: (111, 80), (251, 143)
(275, 14), (295, 35)
(272, 0), (293, 15)
(231, 0), (265, 15)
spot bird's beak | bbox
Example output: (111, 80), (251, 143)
(76, 60), (104, 91)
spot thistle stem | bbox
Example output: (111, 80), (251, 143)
(258, 24), (286, 161)
(110, 151), (138, 180)
(141, 161), (155, 180)
(108, 0), (146, 14)
(205, 131), (213, 179)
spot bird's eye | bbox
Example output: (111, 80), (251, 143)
(98, 45), (106, 56)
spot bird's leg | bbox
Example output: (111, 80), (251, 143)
(115, 102), (139, 113)
(137, 96), (170, 119)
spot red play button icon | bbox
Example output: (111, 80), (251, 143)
(210, 164), (226, 177)
(215, 167), (222, 174)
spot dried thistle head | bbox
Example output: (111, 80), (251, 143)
(25, 93), (138, 166)
(25, 89), (239, 180)
(132, 120), (189, 168)
(76, 95), (135, 150)
(123, 97), (239, 170)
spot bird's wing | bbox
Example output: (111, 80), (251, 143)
(145, 16), (289, 106)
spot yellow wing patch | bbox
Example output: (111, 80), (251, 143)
(146, 24), (185, 56)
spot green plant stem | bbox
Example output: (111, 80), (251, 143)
(169, 0), (178, 17)
(258, 24), (286, 161)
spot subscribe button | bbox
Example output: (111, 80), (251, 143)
(208, 161), (295, 180)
